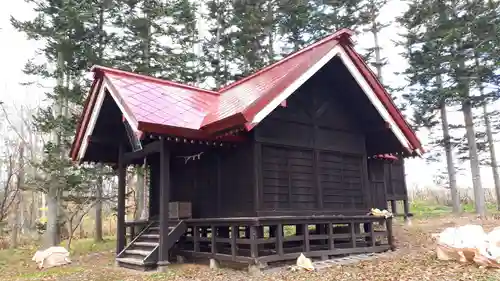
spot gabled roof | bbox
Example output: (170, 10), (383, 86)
(70, 28), (424, 162)
(201, 29), (349, 132)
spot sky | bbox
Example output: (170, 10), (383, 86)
(0, 0), (499, 191)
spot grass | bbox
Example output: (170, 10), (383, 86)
(0, 236), (117, 280)
(17, 267), (85, 280)
(409, 200), (498, 217)
(62, 236), (115, 256)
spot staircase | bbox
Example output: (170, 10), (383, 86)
(116, 220), (187, 271)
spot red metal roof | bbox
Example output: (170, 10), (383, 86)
(103, 69), (218, 130)
(70, 28), (424, 161)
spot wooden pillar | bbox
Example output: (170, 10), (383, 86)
(390, 200), (397, 215)
(230, 225), (237, 257)
(116, 145), (126, 255)
(149, 157), (160, 220)
(158, 138), (170, 271)
(327, 223), (334, 250)
(275, 224), (284, 256)
(403, 200), (410, 222)
(386, 217), (395, 251)
(249, 226), (258, 258)
(253, 143), (262, 213)
(303, 224), (310, 253)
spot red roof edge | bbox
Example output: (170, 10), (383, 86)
(199, 113), (248, 134)
(70, 74), (103, 161)
(138, 121), (246, 142)
(375, 154), (399, 161)
(218, 28), (354, 93)
(91, 65), (219, 96)
(342, 45), (424, 154)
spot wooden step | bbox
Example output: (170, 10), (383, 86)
(134, 241), (158, 247)
(125, 249), (151, 256)
(141, 234), (160, 239)
(116, 257), (144, 266)
(149, 226), (175, 231)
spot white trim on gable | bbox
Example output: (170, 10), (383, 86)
(250, 46), (342, 125)
(76, 78), (139, 162)
(335, 47), (414, 154)
(249, 45), (416, 154)
(77, 82), (107, 162)
(103, 76), (139, 130)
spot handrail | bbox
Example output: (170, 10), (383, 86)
(117, 221), (156, 258)
(143, 220), (187, 264)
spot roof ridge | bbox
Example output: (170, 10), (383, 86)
(90, 65), (219, 96)
(217, 28), (354, 93)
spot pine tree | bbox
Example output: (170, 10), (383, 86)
(12, 0), (119, 246)
(359, 0), (389, 82)
(201, 0), (365, 88)
(12, 0), (95, 246)
(228, 1), (270, 79)
(276, 0), (316, 54)
(400, 0), (500, 216)
(112, 0), (167, 76)
(163, 0), (202, 84)
(398, 0), (462, 213)
(312, 0), (363, 39)
(469, 0), (500, 209)
(201, 0), (239, 88)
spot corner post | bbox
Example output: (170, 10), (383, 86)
(158, 137), (171, 271)
(116, 145), (127, 255)
(148, 157), (159, 220)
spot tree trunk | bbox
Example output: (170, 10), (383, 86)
(266, 0), (274, 63)
(214, 3), (222, 89)
(483, 103), (500, 209)
(79, 221), (85, 238)
(371, 21), (383, 83)
(462, 100), (486, 216)
(44, 187), (59, 247)
(94, 164), (104, 242)
(439, 97), (461, 213)
(474, 53), (500, 210)
(44, 51), (64, 248)
(66, 219), (73, 250)
(10, 194), (20, 249)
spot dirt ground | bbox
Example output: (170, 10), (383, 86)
(3, 215), (500, 281)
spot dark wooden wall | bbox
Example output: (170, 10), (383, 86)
(367, 159), (387, 209)
(367, 158), (408, 209)
(219, 143), (255, 217)
(148, 143), (255, 219)
(253, 64), (370, 216)
(385, 159), (408, 201)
